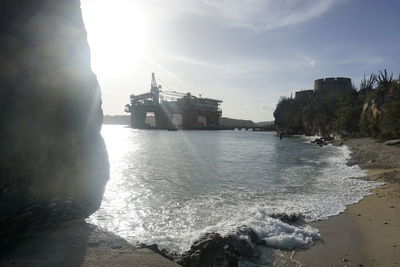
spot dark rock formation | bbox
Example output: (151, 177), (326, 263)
(174, 227), (263, 267)
(0, 0), (109, 216)
(269, 213), (306, 225)
(0, 198), (84, 249)
(273, 98), (305, 135)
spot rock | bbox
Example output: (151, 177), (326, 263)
(174, 227), (263, 267)
(110, 242), (123, 249)
(331, 140), (344, 146)
(138, 243), (177, 261)
(384, 139), (400, 145)
(270, 213), (306, 225)
(340, 130), (349, 137)
(0, 0), (109, 216)
(311, 138), (329, 147)
(0, 198), (85, 249)
(87, 239), (103, 248)
(346, 160), (357, 166)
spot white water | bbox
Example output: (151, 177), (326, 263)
(89, 125), (380, 253)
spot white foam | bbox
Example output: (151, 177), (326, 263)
(199, 211), (320, 250)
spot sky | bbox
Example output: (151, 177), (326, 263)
(81, 0), (400, 122)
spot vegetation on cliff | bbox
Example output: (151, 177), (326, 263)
(274, 70), (400, 139)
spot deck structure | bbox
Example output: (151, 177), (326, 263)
(125, 73), (222, 130)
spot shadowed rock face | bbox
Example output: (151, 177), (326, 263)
(0, 0), (109, 216)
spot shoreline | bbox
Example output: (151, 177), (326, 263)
(293, 138), (400, 266)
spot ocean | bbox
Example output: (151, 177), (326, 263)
(89, 125), (379, 258)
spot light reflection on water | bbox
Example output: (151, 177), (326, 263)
(88, 125), (378, 252)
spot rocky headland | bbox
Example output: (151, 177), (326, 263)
(274, 74), (400, 139)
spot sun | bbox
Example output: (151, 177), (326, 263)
(81, 0), (148, 74)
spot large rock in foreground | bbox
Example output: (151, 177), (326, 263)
(0, 0), (109, 216)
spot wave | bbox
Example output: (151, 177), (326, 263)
(167, 213), (319, 266)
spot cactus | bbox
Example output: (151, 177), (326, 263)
(376, 69), (393, 88)
(360, 73), (376, 90)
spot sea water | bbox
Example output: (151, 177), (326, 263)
(89, 125), (379, 254)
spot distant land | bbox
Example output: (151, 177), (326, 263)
(103, 115), (273, 129)
(103, 115), (130, 125)
(255, 121), (274, 127)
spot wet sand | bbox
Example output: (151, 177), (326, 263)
(294, 138), (400, 267)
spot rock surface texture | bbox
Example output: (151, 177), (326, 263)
(0, 0), (109, 216)
(0, 220), (180, 267)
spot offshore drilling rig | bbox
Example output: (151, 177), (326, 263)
(125, 73), (222, 130)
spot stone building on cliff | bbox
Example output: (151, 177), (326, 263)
(314, 77), (352, 94)
(295, 77), (352, 102)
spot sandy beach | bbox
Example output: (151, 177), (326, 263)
(294, 138), (400, 267)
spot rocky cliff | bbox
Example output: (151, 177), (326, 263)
(0, 0), (109, 216)
(359, 73), (400, 139)
(274, 72), (400, 139)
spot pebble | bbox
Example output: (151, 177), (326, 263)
(110, 242), (123, 249)
(384, 221), (388, 224)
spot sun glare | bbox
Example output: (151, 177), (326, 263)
(81, 0), (148, 74)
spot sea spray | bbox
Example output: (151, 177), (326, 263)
(174, 216), (319, 266)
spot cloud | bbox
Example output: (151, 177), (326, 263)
(336, 56), (384, 66)
(140, 0), (343, 32)
(170, 53), (318, 78)
(89, 0), (343, 32)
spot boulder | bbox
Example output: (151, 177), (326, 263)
(384, 139), (400, 146)
(269, 213), (306, 225)
(0, 0), (109, 217)
(174, 227), (262, 267)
